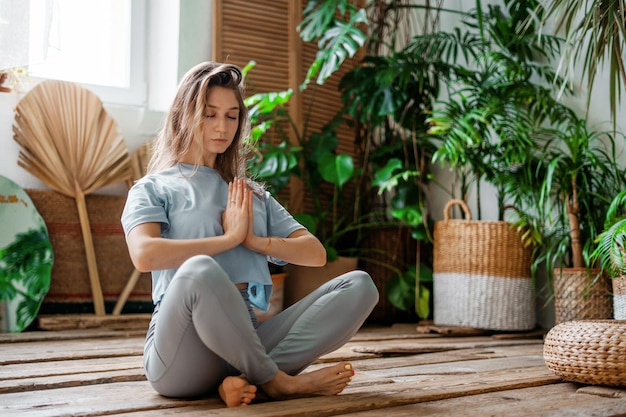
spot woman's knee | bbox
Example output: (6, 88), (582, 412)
(173, 255), (231, 290)
(344, 270), (379, 306)
(178, 255), (225, 275)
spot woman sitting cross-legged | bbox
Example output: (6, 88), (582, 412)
(121, 61), (379, 407)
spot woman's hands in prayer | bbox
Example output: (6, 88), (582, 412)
(223, 178), (252, 245)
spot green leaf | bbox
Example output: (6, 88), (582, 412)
(374, 158), (403, 180)
(299, 0), (349, 42)
(318, 153), (354, 188)
(293, 213), (317, 235)
(386, 274), (414, 311)
(390, 207), (423, 226)
(245, 90), (293, 116)
(416, 285), (431, 320)
(305, 7), (367, 84)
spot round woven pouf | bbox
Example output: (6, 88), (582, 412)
(543, 320), (626, 387)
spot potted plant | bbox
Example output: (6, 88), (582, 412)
(292, 0), (563, 325)
(243, 64), (395, 307)
(389, 0), (562, 329)
(590, 190), (626, 319)
(294, 0), (444, 322)
(527, 116), (626, 323)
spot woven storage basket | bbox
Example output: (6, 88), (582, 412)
(26, 189), (152, 306)
(433, 199), (535, 330)
(544, 320), (626, 387)
(613, 276), (626, 320)
(553, 268), (613, 324)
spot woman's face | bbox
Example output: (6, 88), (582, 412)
(199, 86), (241, 167)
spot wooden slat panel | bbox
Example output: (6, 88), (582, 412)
(2, 326), (625, 416)
(76, 367), (560, 416)
(0, 337), (144, 365)
(0, 381), (223, 417)
(214, 0), (290, 95)
(332, 384), (626, 416)
(1, 356), (142, 382)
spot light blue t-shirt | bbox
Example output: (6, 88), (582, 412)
(121, 163), (304, 311)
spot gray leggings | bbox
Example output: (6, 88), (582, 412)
(143, 255), (379, 398)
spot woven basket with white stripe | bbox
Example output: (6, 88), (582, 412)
(433, 199), (536, 330)
(614, 276), (626, 320)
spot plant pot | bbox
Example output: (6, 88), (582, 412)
(613, 276), (626, 320)
(433, 200), (536, 331)
(553, 268), (613, 324)
(253, 273), (287, 323)
(283, 256), (358, 308)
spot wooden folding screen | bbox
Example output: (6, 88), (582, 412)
(212, 0), (361, 214)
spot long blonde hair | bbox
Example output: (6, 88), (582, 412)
(147, 61), (251, 184)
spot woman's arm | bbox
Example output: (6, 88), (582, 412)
(242, 186), (326, 267)
(244, 229), (327, 268)
(127, 179), (252, 272)
(126, 222), (242, 272)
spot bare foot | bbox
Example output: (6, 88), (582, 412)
(262, 362), (355, 400)
(218, 376), (257, 407)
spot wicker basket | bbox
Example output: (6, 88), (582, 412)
(26, 189), (152, 306)
(613, 276), (626, 320)
(553, 268), (613, 324)
(433, 199), (535, 330)
(544, 320), (626, 387)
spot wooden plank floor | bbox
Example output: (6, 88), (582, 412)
(2, 320), (626, 416)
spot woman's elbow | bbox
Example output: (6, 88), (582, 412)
(128, 249), (152, 273)
(311, 243), (327, 267)
(126, 241), (155, 273)
(126, 226), (160, 272)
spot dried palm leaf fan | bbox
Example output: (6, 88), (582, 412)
(13, 79), (132, 316)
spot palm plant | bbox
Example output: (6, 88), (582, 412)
(539, 0), (626, 125)
(423, 0), (568, 218)
(532, 118), (626, 274)
(296, 0), (448, 319)
(590, 190), (626, 278)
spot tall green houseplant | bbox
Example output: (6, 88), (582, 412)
(422, 0), (567, 218)
(296, 0), (448, 320)
(244, 63), (388, 264)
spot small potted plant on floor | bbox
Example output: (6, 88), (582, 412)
(590, 190), (626, 319)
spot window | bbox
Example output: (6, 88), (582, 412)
(3, 0), (146, 106)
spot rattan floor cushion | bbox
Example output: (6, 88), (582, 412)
(544, 320), (626, 387)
